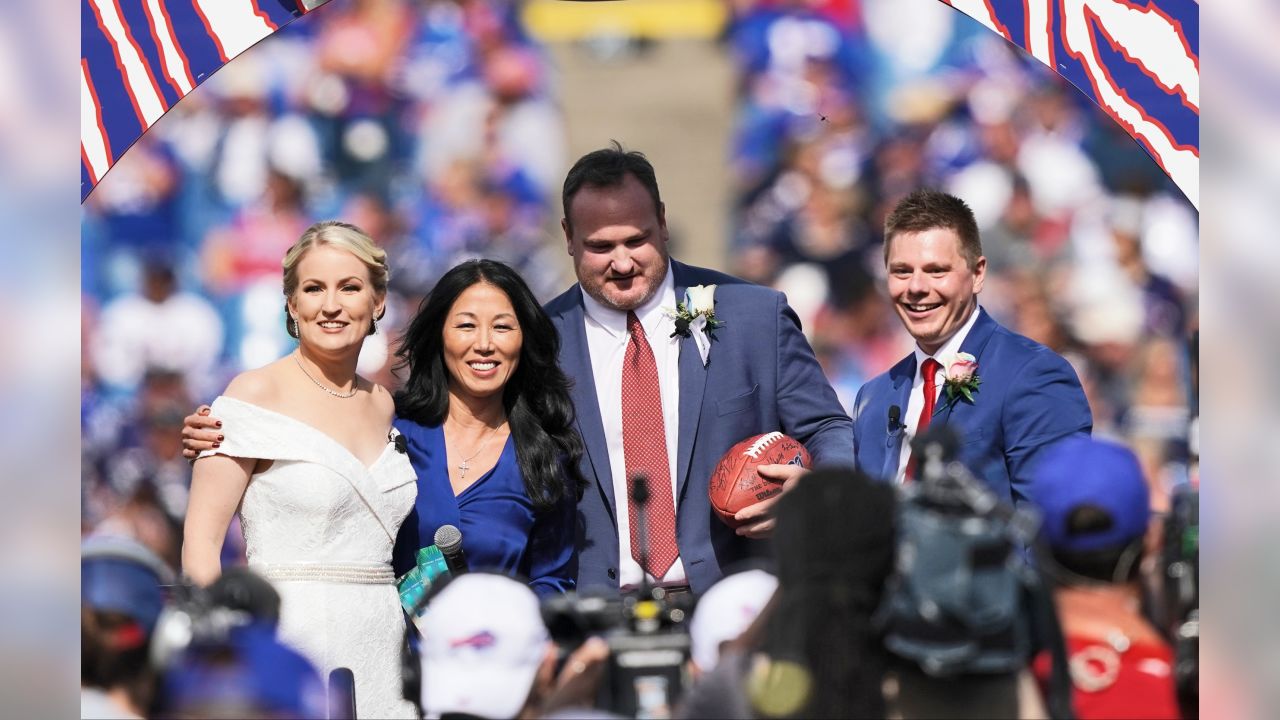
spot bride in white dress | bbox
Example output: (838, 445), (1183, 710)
(183, 221), (417, 718)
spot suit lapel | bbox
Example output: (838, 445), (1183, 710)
(672, 263), (708, 500)
(883, 354), (915, 482)
(936, 307), (996, 428)
(555, 292), (616, 514)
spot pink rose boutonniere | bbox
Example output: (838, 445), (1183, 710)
(939, 352), (981, 409)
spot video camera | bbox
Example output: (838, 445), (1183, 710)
(542, 585), (692, 718)
(542, 474), (694, 718)
(876, 427), (1074, 720)
(150, 568), (279, 671)
(1160, 485), (1198, 717)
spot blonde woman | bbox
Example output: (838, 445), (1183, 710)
(182, 221), (417, 719)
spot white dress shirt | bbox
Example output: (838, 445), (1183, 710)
(581, 264), (685, 589)
(894, 306), (982, 484)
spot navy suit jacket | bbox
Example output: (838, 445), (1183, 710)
(852, 308), (1091, 505)
(545, 261), (854, 594)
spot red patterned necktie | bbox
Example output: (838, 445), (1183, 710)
(621, 311), (679, 578)
(907, 357), (943, 482)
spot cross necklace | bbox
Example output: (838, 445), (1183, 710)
(455, 422), (502, 480)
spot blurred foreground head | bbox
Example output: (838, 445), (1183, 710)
(754, 468), (897, 718)
(82, 534), (174, 716)
(419, 573), (554, 719)
(1031, 436), (1151, 584)
(154, 623), (325, 719)
(689, 568), (778, 674)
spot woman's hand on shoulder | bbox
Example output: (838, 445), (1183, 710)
(181, 369), (276, 460)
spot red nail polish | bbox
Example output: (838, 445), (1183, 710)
(213, 442), (221, 448)
(215, 421), (222, 428)
(217, 435), (225, 442)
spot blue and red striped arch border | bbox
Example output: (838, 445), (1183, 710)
(81, 0), (1198, 209)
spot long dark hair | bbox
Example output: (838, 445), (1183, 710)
(394, 260), (585, 509)
(758, 469), (897, 718)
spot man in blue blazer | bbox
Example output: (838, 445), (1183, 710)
(852, 189), (1090, 505)
(547, 144), (854, 595)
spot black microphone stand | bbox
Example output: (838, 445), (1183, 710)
(629, 473), (657, 601)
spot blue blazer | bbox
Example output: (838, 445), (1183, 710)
(852, 308), (1092, 506)
(545, 261), (855, 595)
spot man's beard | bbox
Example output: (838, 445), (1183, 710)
(580, 262), (669, 311)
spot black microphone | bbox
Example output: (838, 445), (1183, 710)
(630, 473), (659, 598)
(888, 404), (902, 432)
(328, 668), (356, 720)
(434, 524), (468, 576)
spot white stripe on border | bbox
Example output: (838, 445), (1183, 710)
(1063, 0), (1198, 208)
(1027, 0), (1053, 66)
(89, 0), (168, 126)
(81, 63), (111, 183)
(192, 0), (276, 59)
(145, 0), (195, 95)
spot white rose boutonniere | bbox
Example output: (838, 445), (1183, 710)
(667, 284), (721, 366)
(938, 351), (981, 410)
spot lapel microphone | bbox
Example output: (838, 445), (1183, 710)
(888, 405), (903, 433)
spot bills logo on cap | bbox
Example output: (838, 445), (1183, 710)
(449, 630), (497, 650)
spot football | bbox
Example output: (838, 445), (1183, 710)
(708, 432), (811, 527)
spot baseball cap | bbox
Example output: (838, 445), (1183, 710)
(420, 574), (550, 719)
(81, 533), (174, 634)
(157, 623), (326, 719)
(689, 569), (778, 672)
(1030, 436), (1151, 553)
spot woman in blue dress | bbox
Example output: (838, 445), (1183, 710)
(183, 259), (584, 597)
(390, 260), (585, 597)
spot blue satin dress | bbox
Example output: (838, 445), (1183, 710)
(390, 420), (577, 597)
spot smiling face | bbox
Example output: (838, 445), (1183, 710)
(288, 244), (384, 355)
(563, 173), (670, 311)
(442, 281), (522, 403)
(886, 227), (986, 355)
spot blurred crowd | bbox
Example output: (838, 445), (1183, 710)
(80, 2), (1198, 716)
(719, 0), (1198, 517)
(81, 0), (571, 547)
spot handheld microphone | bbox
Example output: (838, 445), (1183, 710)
(888, 405), (902, 432)
(434, 525), (468, 576)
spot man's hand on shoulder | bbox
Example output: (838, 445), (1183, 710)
(182, 405), (223, 460)
(732, 464), (807, 539)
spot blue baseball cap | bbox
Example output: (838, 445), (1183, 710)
(159, 623), (326, 719)
(81, 534), (173, 634)
(1030, 436), (1151, 553)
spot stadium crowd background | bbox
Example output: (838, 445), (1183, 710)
(79, 0), (1197, 585)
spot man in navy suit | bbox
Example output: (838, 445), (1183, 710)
(852, 189), (1090, 505)
(547, 144), (853, 595)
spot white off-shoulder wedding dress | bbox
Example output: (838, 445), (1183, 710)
(200, 396), (418, 719)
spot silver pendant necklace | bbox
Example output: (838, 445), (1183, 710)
(456, 423), (502, 479)
(293, 352), (358, 399)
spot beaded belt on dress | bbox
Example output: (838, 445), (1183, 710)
(254, 562), (395, 585)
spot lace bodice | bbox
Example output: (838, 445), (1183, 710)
(199, 396), (418, 718)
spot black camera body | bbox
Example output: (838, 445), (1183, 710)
(1160, 486), (1198, 717)
(542, 587), (693, 717)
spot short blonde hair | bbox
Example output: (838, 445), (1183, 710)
(283, 220), (390, 337)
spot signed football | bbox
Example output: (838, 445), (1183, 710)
(708, 432), (811, 527)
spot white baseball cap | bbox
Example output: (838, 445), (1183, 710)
(688, 569), (778, 672)
(420, 574), (550, 719)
